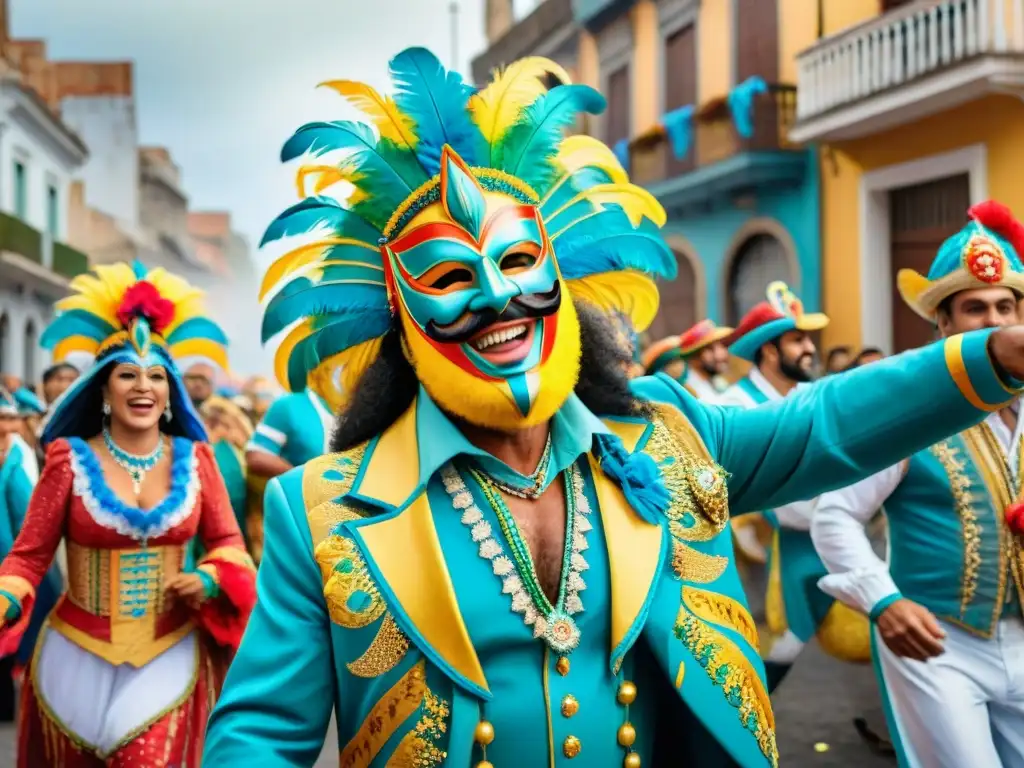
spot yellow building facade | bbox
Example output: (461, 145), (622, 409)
(789, 0), (1024, 353)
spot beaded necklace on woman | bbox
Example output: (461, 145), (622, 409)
(102, 424), (165, 496)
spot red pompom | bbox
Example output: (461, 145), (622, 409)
(116, 281), (175, 334)
(968, 200), (1024, 261)
(1005, 501), (1024, 536)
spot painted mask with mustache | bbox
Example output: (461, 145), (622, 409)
(381, 150), (582, 430)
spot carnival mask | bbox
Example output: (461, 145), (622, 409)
(382, 149), (581, 430)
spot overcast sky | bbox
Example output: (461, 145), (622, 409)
(12, 0), (501, 266)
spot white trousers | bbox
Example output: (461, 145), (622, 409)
(874, 617), (1024, 768)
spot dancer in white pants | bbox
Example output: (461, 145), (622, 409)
(812, 200), (1024, 767)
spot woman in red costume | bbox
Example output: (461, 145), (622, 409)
(0, 262), (256, 767)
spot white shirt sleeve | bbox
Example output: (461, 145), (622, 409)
(811, 463), (905, 616)
(773, 499), (816, 530)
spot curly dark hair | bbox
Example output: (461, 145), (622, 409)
(330, 299), (647, 451)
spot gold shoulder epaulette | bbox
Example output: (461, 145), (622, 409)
(302, 441), (371, 546)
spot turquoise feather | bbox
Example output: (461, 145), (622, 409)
(262, 281), (387, 342)
(494, 84), (606, 195)
(555, 210), (676, 280)
(539, 167), (618, 218)
(285, 312), (391, 391)
(303, 263), (386, 286)
(165, 317), (229, 346)
(388, 47), (482, 176)
(543, 200), (601, 240)
(39, 309), (116, 348)
(261, 196), (381, 248)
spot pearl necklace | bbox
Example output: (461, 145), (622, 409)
(102, 426), (164, 495)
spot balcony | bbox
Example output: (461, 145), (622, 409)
(630, 84), (808, 215)
(52, 241), (89, 279)
(791, 0), (1024, 142)
(572, 0), (634, 27)
(471, 0), (575, 82)
(0, 211), (42, 264)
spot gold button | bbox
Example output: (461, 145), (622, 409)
(617, 681), (637, 705)
(561, 694), (579, 717)
(474, 720), (495, 746)
(617, 722), (636, 747)
(624, 752), (642, 768)
(476, 763), (494, 768)
(556, 656), (571, 676)
(563, 735), (582, 758)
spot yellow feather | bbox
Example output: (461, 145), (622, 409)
(307, 336), (384, 414)
(569, 271), (660, 332)
(273, 318), (315, 391)
(260, 238), (378, 301)
(164, 296), (207, 337)
(296, 165), (347, 198)
(319, 80), (418, 149)
(53, 335), (100, 362)
(169, 338), (229, 371)
(552, 135), (628, 184)
(553, 183), (667, 228)
(147, 268), (203, 306)
(469, 57), (574, 147)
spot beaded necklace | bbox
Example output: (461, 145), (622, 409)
(442, 460), (591, 655)
(482, 432), (553, 500)
(102, 425), (164, 496)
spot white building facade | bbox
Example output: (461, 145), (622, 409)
(0, 74), (88, 384)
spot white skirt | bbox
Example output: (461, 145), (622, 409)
(34, 626), (199, 757)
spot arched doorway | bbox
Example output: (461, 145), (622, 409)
(647, 250), (698, 341)
(24, 319), (37, 384)
(726, 233), (795, 325)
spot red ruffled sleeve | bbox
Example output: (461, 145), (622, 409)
(193, 442), (257, 650)
(0, 439), (73, 656)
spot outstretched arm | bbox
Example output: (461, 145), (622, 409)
(0, 440), (72, 655)
(642, 328), (1022, 515)
(203, 473), (335, 767)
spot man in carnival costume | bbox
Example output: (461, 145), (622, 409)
(720, 285), (870, 691)
(678, 320), (732, 401)
(812, 202), (1024, 767)
(642, 335), (687, 383)
(205, 50), (1024, 767)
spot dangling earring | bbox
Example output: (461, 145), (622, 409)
(102, 401), (111, 417)
(163, 403), (172, 423)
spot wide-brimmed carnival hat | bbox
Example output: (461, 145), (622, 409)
(257, 48), (676, 412)
(679, 319), (733, 357)
(642, 336), (684, 375)
(898, 200), (1024, 320)
(39, 261), (229, 444)
(728, 281), (829, 362)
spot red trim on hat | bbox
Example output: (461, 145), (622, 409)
(724, 302), (785, 346)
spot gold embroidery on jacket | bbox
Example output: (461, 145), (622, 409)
(683, 587), (760, 650)
(389, 686), (451, 767)
(672, 539), (728, 584)
(316, 535), (386, 629)
(674, 605), (777, 767)
(346, 614), (410, 678)
(339, 660), (428, 768)
(931, 440), (981, 616)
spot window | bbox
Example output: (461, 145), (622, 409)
(735, 0), (779, 83)
(727, 234), (793, 325)
(604, 65), (631, 146)
(23, 320), (36, 384)
(47, 185), (58, 237)
(13, 161), (26, 220)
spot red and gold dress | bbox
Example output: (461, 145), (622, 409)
(0, 436), (256, 767)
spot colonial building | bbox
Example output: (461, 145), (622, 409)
(0, 47), (89, 383)
(790, 0), (1024, 352)
(472, 0), (822, 340)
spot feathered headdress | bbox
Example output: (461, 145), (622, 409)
(898, 200), (1024, 320)
(39, 261), (228, 444)
(259, 48), (676, 411)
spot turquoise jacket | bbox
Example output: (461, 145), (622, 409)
(247, 390), (333, 467)
(205, 330), (1019, 768)
(881, 423), (1022, 636)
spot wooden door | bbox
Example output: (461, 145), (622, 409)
(735, 0), (778, 83)
(727, 234), (793, 325)
(889, 174), (970, 352)
(605, 65), (631, 146)
(663, 24), (697, 175)
(647, 251), (697, 339)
